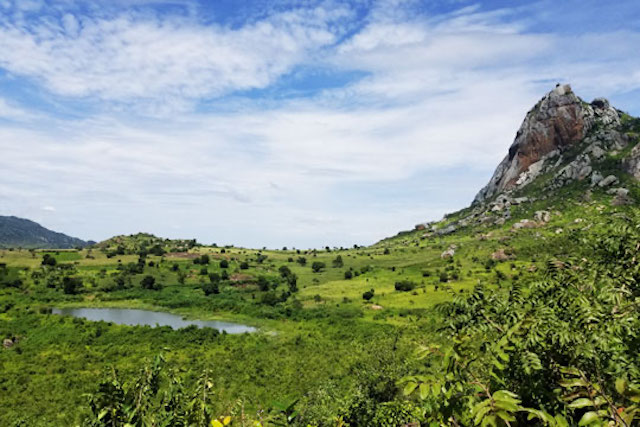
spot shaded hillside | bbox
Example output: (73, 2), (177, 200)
(0, 216), (89, 249)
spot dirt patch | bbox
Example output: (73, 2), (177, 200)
(230, 273), (254, 282)
(166, 252), (199, 259)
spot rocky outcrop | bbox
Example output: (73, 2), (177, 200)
(474, 84), (622, 204)
(624, 144), (640, 179)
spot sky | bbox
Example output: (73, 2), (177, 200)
(1, 0), (639, 248)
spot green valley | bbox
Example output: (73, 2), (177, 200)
(2, 87), (640, 426)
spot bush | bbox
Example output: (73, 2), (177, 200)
(394, 280), (415, 292)
(439, 272), (448, 283)
(344, 270), (353, 280)
(63, 276), (82, 294)
(311, 261), (326, 273)
(219, 260), (229, 269)
(41, 254), (57, 266)
(332, 255), (344, 268)
(362, 289), (375, 300)
(279, 265), (292, 278)
(240, 261), (249, 270)
(141, 275), (161, 291)
(202, 281), (219, 296)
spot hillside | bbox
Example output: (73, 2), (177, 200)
(0, 215), (89, 249)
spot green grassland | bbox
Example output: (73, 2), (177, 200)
(1, 182), (639, 426)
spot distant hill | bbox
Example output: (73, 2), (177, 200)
(0, 216), (89, 249)
(95, 232), (198, 256)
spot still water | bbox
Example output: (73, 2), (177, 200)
(52, 307), (256, 333)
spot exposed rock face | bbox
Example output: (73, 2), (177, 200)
(474, 84), (622, 204)
(624, 144), (640, 179)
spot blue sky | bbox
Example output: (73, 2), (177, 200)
(1, 0), (639, 248)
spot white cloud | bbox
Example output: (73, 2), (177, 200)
(0, 4), (350, 106)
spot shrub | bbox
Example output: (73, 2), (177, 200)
(41, 254), (57, 266)
(332, 255), (344, 268)
(311, 261), (326, 273)
(141, 275), (161, 291)
(344, 270), (353, 280)
(279, 265), (292, 277)
(63, 276), (82, 294)
(240, 261), (249, 270)
(362, 289), (375, 300)
(394, 280), (415, 292)
(202, 281), (219, 296)
(219, 260), (229, 269)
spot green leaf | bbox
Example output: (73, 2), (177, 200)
(403, 382), (418, 396)
(473, 405), (492, 425)
(569, 398), (594, 409)
(419, 382), (429, 400)
(616, 378), (628, 395)
(577, 411), (601, 426)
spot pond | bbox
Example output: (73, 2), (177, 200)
(51, 307), (256, 334)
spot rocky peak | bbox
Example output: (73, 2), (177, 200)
(473, 84), (622, 204)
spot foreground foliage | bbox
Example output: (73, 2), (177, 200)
(401, 214), (640, 426)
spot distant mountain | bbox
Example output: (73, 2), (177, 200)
(0, 216), (89, 249)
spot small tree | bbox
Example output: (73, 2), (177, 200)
(63, 276), (82, 294)
(141, 275), (161, 291)
(286, 273), (298, 293)
(202, 281), (219, 296)
(394, 280), (415, 292)
(41, 254), (57, 266)
(219, 260), (229, 269)
(311, 261), (326, 273)
(362, 289), (375, 300)
(278, 265), (292, 278)
(332, 255), (344, 268)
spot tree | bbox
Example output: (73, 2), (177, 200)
(219, 260), (229, 269)
(240, 261), (249, 270)
(278, 265), (292, 278)
(332, 255), (344, 268)
(286, 273), (298, 293)
(394, 280), (415, 292)
(362, 289), (374, 300)
(41, 253), (57, 266)
(257, 276), (271, 292)
(296, 257), (307, 266)
(311, 261), (326, 273)
(141, 275), (161, 290)
(63, 276), (82, 295)
(344, 270), (353, 280)
(202, 281), (219, 296)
